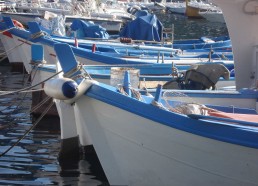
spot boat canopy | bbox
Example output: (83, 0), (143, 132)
(134, 10), (149, 17)
(119, 14), (163, 41)
(70, 19), (110, 39)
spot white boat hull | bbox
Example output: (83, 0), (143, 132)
(74, 95), (258, 186)
(31, 67), (81, 143)
(1, 12), (39, 26)
(0, 31), (23, 63)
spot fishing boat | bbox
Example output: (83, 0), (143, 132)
(0, 17), (234, 74)
(0, 0), (129, 34)
(185, 0), (220, 18)
(119, 12), (231, 49)
(165, 1), (186, 15)
(42, 0), (258, 184)
(199, 8), (225, 23)
(27, 42), (234, 161)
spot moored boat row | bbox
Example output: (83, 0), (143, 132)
(2, 0), (258, 184)
(38, 0), (258, 183)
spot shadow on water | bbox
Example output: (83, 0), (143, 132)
(0, 65), (109, 186)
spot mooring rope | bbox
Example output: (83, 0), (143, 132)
(0, 28), (50, 64)
(0, 67), (60, 126)
(0, 41), (25, 64)
(0, 66), (39, 113)
(30, 31), (52, 40)
(0, 27), (26, 56)
(151, 100), (169, 110)
(0, 28), (60, 157)
(0, 70), (63, 96)
(0, 89), (43, 94)
(30, 31), (46, 40)
(30, 96), (52, 113)
(0, 63), (52, 143)
(117, 84), (144, 101)
(0, 71), (31, 114)
(0, 27), (14, 34)
(0, 95), (52, 130)
(117, 84), (169, 110)
(0, 101), (55, 158)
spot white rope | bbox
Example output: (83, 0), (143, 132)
(30, 31), (53, 40)
(0, 101), (55, 157)
(0, 27), (24, 59)
(0, 29), (52, 63)
(0, 70), (63, 96)
(0, 42), (24, 58)
(0, 27), (14, 34)
(30, 31), (46, 40)
(117, 84), (144, 101)
(0, 89), (44, 94)
(151, 100), (169, 110)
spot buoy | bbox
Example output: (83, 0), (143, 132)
(44, 77), (98, 104)
(12, 20), (24, 29)
(2, 19), (24, 29)
(44, 78), (78, 100)
(64, 79), (98, 104)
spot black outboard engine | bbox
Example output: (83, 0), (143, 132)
(163, 63), (230, 90)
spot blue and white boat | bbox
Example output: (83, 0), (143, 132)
(0, 17), (234, 75)
(45, 42), (257, 185)
(119, 12), (231, 50)
(27, 42), (234, 160)
(33, 59), (234, 90)
(0, 0), (128, 34)
(42, 0), (258, 184)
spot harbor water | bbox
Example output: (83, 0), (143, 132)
(157, 13), (228, 40)
(0, 13), (228, 185)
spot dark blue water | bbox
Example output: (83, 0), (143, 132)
(0, 13), (228, 186)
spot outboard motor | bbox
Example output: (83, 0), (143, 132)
(163, 63), (230, 90)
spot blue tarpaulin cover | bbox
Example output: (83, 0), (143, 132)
(70, 19), (109, 39)
(119, 14), (163, 41)
(134, 10), (149, 17)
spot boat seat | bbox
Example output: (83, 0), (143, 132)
(209, 111), (258, 123)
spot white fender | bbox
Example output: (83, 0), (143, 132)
(44, 77), (78, 100)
